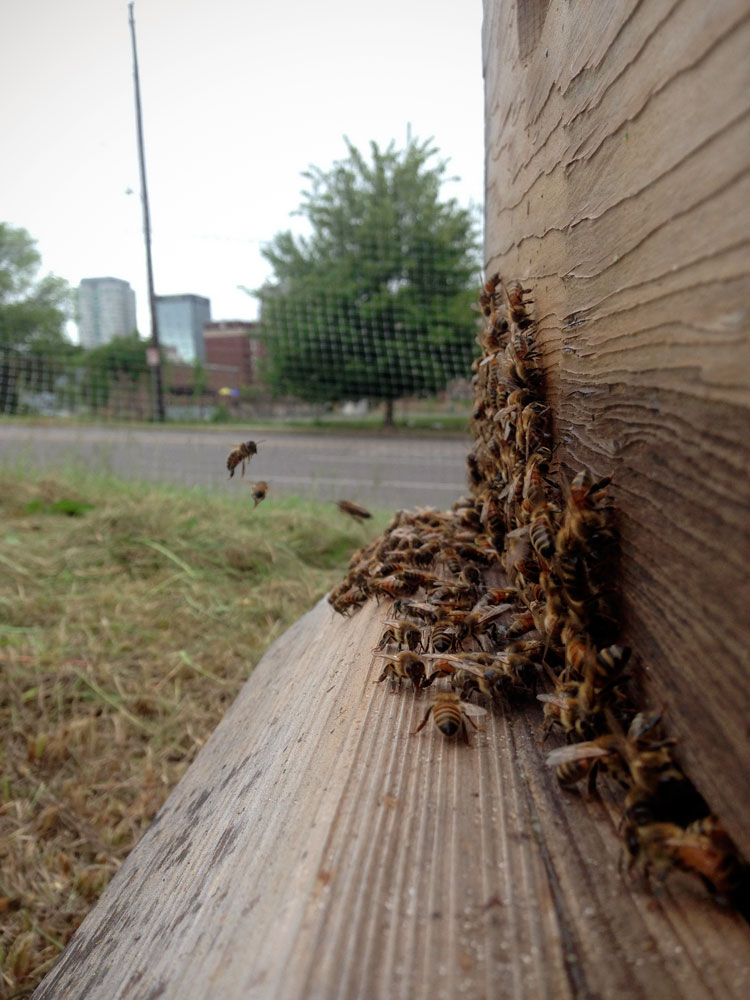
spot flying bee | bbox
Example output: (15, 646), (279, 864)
(373, 650), (426, 693)
(376, 620), (422, 652)
(226, 439), (262, 478)
(250, 481), (268, 507)
(412, 690), (487, 746)
(337, 499), (372, 522)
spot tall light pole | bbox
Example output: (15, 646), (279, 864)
(128, 1), (165, 422)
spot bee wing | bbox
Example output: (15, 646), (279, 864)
(545, 744), (613, 767)
(626, 710), (663, 741)
(420, 652), (462, 667)
(462, 702), (488, 719)
(537, 692), (570, 707)
(476, 603), (514, 626)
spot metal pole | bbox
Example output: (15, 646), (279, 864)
(128, 1), (165, 422)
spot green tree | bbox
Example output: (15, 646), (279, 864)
(256, 137), (480, 425)
(0, 223), (75, 413)
(82, 334), (148, 416)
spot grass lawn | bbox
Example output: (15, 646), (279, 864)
(0, 466), (389, 996)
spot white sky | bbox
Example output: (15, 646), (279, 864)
(0, 0), (485, 341)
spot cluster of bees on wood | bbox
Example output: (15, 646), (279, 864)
(329, 274), (748, 910)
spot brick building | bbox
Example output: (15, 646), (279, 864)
(203, 321), (265, 388)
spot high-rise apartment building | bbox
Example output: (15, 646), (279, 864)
(155, 294), (211, 363)
(77, 277), (137, 348)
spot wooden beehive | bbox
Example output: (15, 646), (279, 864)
(483, 0), (750, 854)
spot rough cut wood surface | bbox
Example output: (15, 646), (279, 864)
(33, 598), (750, 1000)
(483, 0), (750, 854)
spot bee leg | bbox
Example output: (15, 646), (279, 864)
(412, 706), (433, 735)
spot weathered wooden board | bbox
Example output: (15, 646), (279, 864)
(483, 0), (750, 854)
(33, 598), (750, 1000)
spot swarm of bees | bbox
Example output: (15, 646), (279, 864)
(328, 272), (748, 909)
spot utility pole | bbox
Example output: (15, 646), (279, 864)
(128, 1), (165, 422)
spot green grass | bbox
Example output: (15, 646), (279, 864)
(0, 466), (389, 994)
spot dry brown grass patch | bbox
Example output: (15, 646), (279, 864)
(0, 467), (387, 996)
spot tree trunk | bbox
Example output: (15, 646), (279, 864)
(383, 398), (395, 426)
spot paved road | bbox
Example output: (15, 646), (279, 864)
(0, 424), (472, 511)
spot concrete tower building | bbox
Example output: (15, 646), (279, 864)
(77, 277), (137, 348)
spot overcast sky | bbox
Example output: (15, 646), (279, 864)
(1, 0), (485, 340)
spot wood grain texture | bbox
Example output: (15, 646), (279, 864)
(483, 0), (750, 854)
(32, 598), (750, 1000)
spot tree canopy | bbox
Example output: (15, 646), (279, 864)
(0, 223), (73, 355)
(256, 137), (480, 421)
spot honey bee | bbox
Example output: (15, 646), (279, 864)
(328, 585), (369, 616)
(480, 493), (505, 548)
(250, 481), (268, 507)
(455, 542), (496, 567)
(430, 618), (466, 653)
(391, 600), (439, 624)
(556, 471), (614, 550)
(529, 506), (556, 561)
(545, 735), (617, 790)
(506, 280), (533, 321)
(621, 816), (746, 902)
(507, 610), (537, 638)
(443, 546), (462, 575)
(373, 650), (426, 693)
(371, 575), (419, 601)
(376, 620), (422, 652)
(444, 602), (513, 648)
(478, 588), (514, 610)
(400, 568), (442, 590)
(226, 439), (262, 478)
(412, 690), (487, 745)
(337, 499), (373, 522)
(410, 539), (441, 567)
(425, 650), (537, 701)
